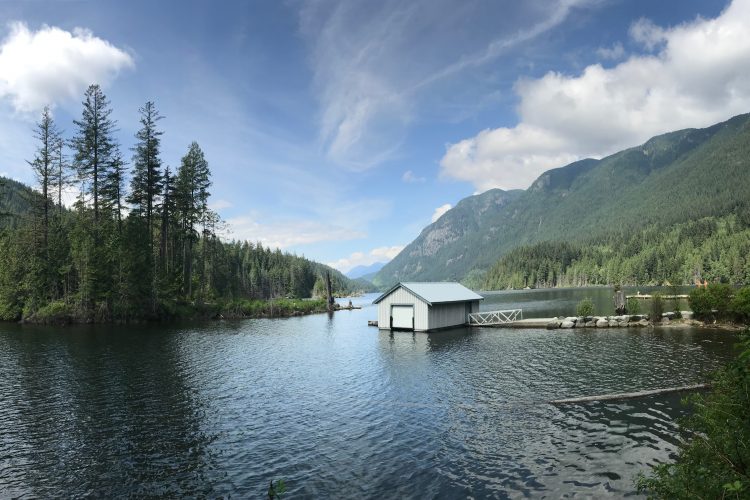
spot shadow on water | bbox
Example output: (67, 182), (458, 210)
(0, 324), (216, 498)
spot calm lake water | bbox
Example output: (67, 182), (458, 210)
(0, 288), (740, 498)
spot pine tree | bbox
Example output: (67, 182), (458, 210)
(174, 142), (211, 299)
(28, 106), (61, 247)
(71, 84), (116, 224)
(128, 101), (164, 247)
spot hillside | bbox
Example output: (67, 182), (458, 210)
(0, 176), (38, 228)
(375, 112), (750, 288)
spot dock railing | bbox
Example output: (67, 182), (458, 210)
(468, 309), (523, 326)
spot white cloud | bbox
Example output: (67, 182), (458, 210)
(402, 170), (425, 183)
(431, 203), (452, 223)
(327, 245), (404, 274)
(441, 0), (750, 191)
(297, 0), (590, 170)
(0, 22), (134, 113)
(596, 42), (625, 60)
(209, 199), (233, 211)
(224, 213), (366, 250)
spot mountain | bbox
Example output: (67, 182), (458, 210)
(374, 112), (750, 288)
(0, 176), (38, 228)
(346, 261), (386, 279)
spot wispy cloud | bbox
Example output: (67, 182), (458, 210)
(297, 0), (591, 171)
(431, 203), (452, 223)
(441, 0), (750, 191)
(0, 22), (134, 114)
(225, 212), (366, 249)
(327, 245), (404, 273)
(596, 42), (625, 60)
(402, 170), (425, 183)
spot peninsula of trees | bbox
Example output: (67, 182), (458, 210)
(0, 84), (367, 323)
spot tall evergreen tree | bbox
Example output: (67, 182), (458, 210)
(28, 106), (61, 247)
(175, 142), (211, 299)
(71, 84), (116, 223)
(128, 101), (164, 246)
(101, 145), (126, 234)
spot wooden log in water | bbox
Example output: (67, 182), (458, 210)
(626, 294), (689, 300)
(549, 383), (710, 405)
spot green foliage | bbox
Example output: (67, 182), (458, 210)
(689, 283), (742, 322)
(576, 297), (594, 317)
(483, 214), (750, 290)
(222, 298), (327, 318)
(688, 288), (713, 319)
(637, 332), (750, 498)
(27, 300), (74, 324)
(651, 293), (664, 321)
(731, 287), (750, 323)
(626, 296), (641, 315)
(267, 479), (287, 499)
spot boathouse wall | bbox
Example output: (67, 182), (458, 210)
(376, 286), (430, 331)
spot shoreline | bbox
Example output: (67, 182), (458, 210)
(10, 297), (340, 326)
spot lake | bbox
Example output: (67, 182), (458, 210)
(0, 288), (739, 498)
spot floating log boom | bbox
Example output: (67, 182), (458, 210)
(550, 383), (710, 405)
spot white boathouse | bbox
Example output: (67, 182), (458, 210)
(373, 282), (483, 331)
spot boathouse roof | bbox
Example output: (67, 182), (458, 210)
(373, 282), (484, 306)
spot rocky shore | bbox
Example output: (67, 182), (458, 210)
(545, 311), (697, 330)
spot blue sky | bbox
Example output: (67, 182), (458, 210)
(1, 0), (748, 273)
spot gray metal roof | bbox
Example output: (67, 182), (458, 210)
(373, 282), (484, 305)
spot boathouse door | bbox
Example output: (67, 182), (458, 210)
(391, 305), (414, 330)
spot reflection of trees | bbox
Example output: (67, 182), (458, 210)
(0, 323), (214, 497)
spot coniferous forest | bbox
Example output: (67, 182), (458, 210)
(0, 84), (368, 323)
(482, 212), (750, 290)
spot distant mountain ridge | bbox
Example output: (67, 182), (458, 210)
(346, 261), (386, 279)
(374, 112), (750, 288)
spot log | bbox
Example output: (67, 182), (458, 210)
(549, 383), (710, 405)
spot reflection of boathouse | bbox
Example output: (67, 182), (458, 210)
(373, 282), (483, 332)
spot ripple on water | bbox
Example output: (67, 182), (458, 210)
(0, 308), (739, 498)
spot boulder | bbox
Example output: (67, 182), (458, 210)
(609, 319), (619, 327)
(546, 321), (561, 330)
(637, 319), (650, 327)
(560, 320), (575, 328)
(564, 317), (578, 323)
(681, 311), (694, 320)
(596, 319), (609, 327)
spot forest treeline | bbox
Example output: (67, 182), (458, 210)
(481, 211), (750, 290)
(0, 84), (366, 323)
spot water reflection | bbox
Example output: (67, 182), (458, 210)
(0, 292), (741, 498)
(0, 324), (215, 498)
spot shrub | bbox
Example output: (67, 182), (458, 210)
(637, 332), (750, 498)
(576, 297), (594, 317)
(690, 284), (736, 321)
(651, 293), (664, 321)
(708, 283), (734, 320)
(689, 288), (713, 319)
(730, 286), (750, 324)
(626, 297), (640, 315)
(29, 300), (73, 324)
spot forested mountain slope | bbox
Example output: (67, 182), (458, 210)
(375, 112), (750, 288)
